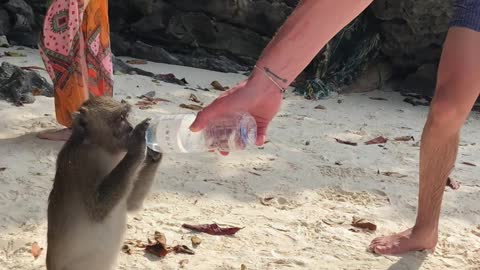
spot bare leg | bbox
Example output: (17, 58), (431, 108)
(37, 128), (72, 141)
(369, 27), (480, 255)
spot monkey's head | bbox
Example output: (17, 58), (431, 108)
(71, 97), (133, 152)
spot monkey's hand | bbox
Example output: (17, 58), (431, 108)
(127, 118), (151, 157)
(146, 148), (162, 163)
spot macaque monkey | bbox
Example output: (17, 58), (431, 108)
(46, 97), (162, 270)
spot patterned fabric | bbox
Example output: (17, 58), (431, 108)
(39, 0), (113, 128)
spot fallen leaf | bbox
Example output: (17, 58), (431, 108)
(446, 177), (460, 190)
(0, 167), (6, 171)
(369, 97), (388, 101)
(211, 80), (225, 91)
(126, 59), (148, 65)
(179, 259), (189, 268)
(172, 245), (195, 255)
(241, 264), (248, 270)
(335, 138), (357, 146)
(31, 242), (43, 259)
(382, 171), (408, 178)
(394, 136), (415, 142)
(189, 94), (201, 103)
(182, 223), (243, 236)
(145, 231), (169, 257)
(122, 244), (132, 255)
(314, 105), (326, 110)
(191, 236), (202, 247)
(365, 136), (388, 145)
(5, 51), (26, 57)
(334, 161), (342, 166)
(351, 217), (377, 231)
(32, 88), (42, 96)
(260, 197), (275, 206)
(461, 162), (476, 167)
(180, 103), (203, 111)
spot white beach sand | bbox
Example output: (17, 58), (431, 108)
(0, 47), (479, 270)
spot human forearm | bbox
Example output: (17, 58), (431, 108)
(249, 0), (373, 90)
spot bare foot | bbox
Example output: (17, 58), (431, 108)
(369, 227), (438, 255)
(37, 128), (72, 141)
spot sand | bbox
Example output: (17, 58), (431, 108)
(0, 46), (480, 270)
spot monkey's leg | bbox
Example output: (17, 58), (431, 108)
(127, 149), (162, 212)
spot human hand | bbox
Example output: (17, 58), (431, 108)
(189, 78), (283, 155)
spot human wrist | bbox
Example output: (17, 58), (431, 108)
(247, 65), (288, 95)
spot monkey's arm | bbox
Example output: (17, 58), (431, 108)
(89, 119), (149, 221)
(127, 150), (162, 212)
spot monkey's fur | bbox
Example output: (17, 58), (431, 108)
(46, 97), (162, 270)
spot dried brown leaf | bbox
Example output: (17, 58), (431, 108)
(335, 138), (358, 146)
(31, 88), (43, 96)
(31, 242), (43, 259)
(314, 105), (326, 110)
(365, 136), (388, 145)
(189, 94), (201, 103)
(260, 197), (275, 206)
(126, 59), (148, 65)
(382, 171), (408, 178)
(172, 245), (195, 255)
(179, 103), (203, 111)
(394, 136), (415, 142)
(369, 97), (388, 101)
(145, 231), (169, 257)
(182, 223), (243, 236)
(461, 161), (476, 167)
(351, 217), (377, 231)
(211, 80), (225, 91)
(0, 167), (6, 171)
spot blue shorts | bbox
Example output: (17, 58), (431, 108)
(450, 0), (480, 32)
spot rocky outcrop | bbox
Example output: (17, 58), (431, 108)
(0, 0), (457, 95)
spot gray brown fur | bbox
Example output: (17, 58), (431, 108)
(46, 96), (162, 270)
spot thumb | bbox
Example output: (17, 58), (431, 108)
(255, 122), (269, 146)
(189, 101), (225, 132)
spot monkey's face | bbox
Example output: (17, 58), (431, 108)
(73, 97), (134, 152)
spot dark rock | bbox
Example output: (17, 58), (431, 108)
(372, 0), (453, 69)
(166, 12), (268, 59)
(112, 56), (154, 77)
(4, 0), (35, 26)
(0, 9), (11, 35)
(131, 41), (184, 65)
(175, 49), (248, 73)
(0, 62), (53, 105)
(398, 63), (437, 96)
(7, 30), (39, 47)
(166, 0), (293, 36)
(110, 32), (132, 56)
(0, 35), (9, 47)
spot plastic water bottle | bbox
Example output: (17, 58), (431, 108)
(145, 112), (257, 153)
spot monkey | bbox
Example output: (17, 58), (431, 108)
(46, 96), (162, 270)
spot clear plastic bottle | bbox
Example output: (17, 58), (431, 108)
(145, 112), (257, 153)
